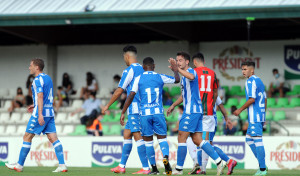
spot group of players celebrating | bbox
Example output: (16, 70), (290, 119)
(103, 45), (267, 176)
(5, 45), (267, 176)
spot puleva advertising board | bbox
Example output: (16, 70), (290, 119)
(1, 136), (299, 170)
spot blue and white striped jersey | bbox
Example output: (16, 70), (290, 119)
(118, 63), (144, 115)
(213, 96), (222, 116)
(245, 75), (266, 123)
(31, 73), (55, 118)
(181, 67), (203, 114)
(131, 71), (175, 116)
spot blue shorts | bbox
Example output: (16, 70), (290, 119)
(124, 114), (141, 133)
(246, 122), (264, 137)
(179, 113), (203, 133)
(26, 116), (56, 135)
(140, 114), (167, 136)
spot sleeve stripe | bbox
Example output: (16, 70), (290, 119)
(120, 68), (134, 89)
(39, 76), (44, 87)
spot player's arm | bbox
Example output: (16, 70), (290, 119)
(212, 73), (218, 106)
(37, 92), (45, 126)
(178, 67), (195, 80)
(102, 69), (133, 113)
(218, 104), (233, 130)
(168, 58), (180, 83)
(167, 95), (183, 116)
(233, 98), (255, 116)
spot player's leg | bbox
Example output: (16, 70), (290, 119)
(200, 132), (210, 173)
(43, 117), (67, 172)
(154, 114), (171, 175)
(142, 115), (159, 174)
(131, 115), (150, 174)
(186, 136), (200, 175)
(246, 123), (257, 158)
(253, 123), (267, 176)
(5, 132), (35, 172)
(111, 128), (132, 173)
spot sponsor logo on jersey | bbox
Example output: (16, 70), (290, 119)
(92, 142), (122, 167)
(0, 143), (8, 160)
(270, 141), (300, 169)
(213, 45), (261, 81)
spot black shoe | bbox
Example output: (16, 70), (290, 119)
(148, 170), (160, 175)
(163, 158), (172, 175)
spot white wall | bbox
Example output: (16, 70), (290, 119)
(0, 45), (47, 95)
(0, 40), (299, 95)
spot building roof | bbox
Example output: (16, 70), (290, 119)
(0, 0), (300, 26)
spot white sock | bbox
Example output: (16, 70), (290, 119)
(202, 150), (209, 171)
(186, 137), (197, 164)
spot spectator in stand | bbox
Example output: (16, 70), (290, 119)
(268, 68), (290, 97)
(8, 87), (26, 112)
(170, 105), (184, 136)
(25, 74), (34, 106)
(223, 106), (239, 135)
(86, 113), (103, 136)
(79, 72), (99, 99)
(62, 73), (76, 95)
(112, 74), (121, 93)
(54, 86), (69, 112)
(71, 91), (102, 125)
(217, 79), (226, 103)
(163, 89), (173, 106)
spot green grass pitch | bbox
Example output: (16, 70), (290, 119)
(1, 167), (299, 176)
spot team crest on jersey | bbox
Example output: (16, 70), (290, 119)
(91, 142), (122, 167)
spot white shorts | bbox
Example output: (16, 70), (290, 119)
(202, 115), (215, 132)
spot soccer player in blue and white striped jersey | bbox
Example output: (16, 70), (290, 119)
(234, 61), (267, 176)
(5, 58), (67, 173)
(121, 57), (180, 175)
(102, 46), (150, 174)
(167, 52), (224, 175)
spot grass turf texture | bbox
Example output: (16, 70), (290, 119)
(1, 167), (299, 176)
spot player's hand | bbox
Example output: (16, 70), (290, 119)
(102, 105), (109, 114)
(120, 113), (125, 126)
(225, 119), (233, 130)
(233, 109), (241, 116)
(27, 105), (34, 113)
(38, 115), (45, 126)
(167, 105), (175, 116)
(168, 58), (178, 72)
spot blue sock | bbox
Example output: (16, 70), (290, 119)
(119, 139), (132, 167)
(18, 141), (31, 166)
(197, 147), (202, 166)
(53, 140), (65, 164)
(136, 140), (149, 169)
(213, 146), (230, 162)
(145, 141), (156, 165)
(254, 137), (266, 169)
(200, 140), (221, 164)
(246, 136), (257, 158)
(176, 143), (187, 169)
(158, 138), (169, 158)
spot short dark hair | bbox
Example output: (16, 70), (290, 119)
(272, 68), (278, 73)
(192, 52), (205, 62)
(241, 61), (255, 68)
(113, 74), (121, 80)
(123, 45), (137, 54)
(177, 52), (190, 62)
(143, 57), (154, 66)
(31, 58), (44, 71)
(90, 91), (96, 97)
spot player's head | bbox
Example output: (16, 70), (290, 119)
(176, 52), (190, 70)
(241, 61), (255, 78)
(192, 52), (205, 67)
(142, 57), (155, 71)
(17, 87), (23, 95)
(29, 58), (44, 75)
(123, 45), (137, 66)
